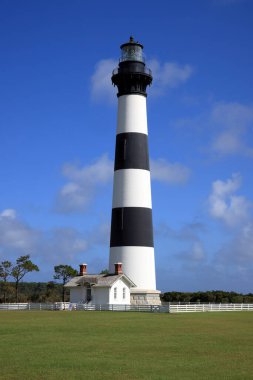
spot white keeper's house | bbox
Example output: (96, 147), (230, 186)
(65, 263), (136, 305)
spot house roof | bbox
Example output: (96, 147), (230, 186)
(65, 273), (136, 288)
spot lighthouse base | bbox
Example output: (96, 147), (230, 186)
(130, 289), (161, 306)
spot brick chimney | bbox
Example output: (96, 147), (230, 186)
(79, 263), (87, 276)
(114, 262), (123, 275)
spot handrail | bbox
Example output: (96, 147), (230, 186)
(119, 57), (145, 63)
(112, 67), (152, 76)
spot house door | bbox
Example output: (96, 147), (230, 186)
(87, 286), (91, 302)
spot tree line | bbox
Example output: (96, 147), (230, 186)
(2, 285), (253, 304)
(1, 256), (253, 304)
(161, 291), (253, 304)
(0, 256), (78, 303)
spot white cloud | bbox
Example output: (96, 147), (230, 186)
(62, 155), (113, 185)
(175, 101), (253, 158)
(156, 221), (205, 241)
(0, 209), (16, 219)
(90, 59), (118, 104)
(191, 241), (206, 260)
(0, 208), (110, 270)
(56, 155), (190, 214)
(208, 222), (253, 287)
(55, 154), (113, 213)
(148, 59), (193, 95)
(90, 58), (193, 102)
(0, 209), (40, 255)
(42, 228), (88, 264)
(208, 173), (251, 227)
(211, 102), (253, 129)
(218, 222), (253, 264)
(176, 241), (206, 264)
(156, 221), (206, 266)
(211, 130), (244, 155)
(87, 222), (110, 247)
(150, 159), (190, 184)
(210, 102), (253, 157)
(238, 223), (253, 260)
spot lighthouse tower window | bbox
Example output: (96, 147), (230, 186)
(121, 43), (144, 63)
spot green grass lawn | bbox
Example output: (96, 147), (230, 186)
(0, 311), (252, 380)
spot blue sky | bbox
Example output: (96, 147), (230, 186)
(0, 0), (253, 292)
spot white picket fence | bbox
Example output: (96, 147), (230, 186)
(0, 303), (169, 312)
(0, 303), (56, 310)
(0, 302), (253, 313)
(169, 303), (253, 313)
(73, 303), (168, 312)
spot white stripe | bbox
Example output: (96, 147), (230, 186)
(109, 246), (156, 290)
(117, 94), (148, 135)
(112, 169), (152, 208)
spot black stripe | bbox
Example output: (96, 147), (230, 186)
(114, 133), (150, 171)
(110, 207), (154, 247)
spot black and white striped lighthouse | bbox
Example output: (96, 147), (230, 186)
(109, 37), (160, 304)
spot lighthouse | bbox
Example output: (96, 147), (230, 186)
(109, 37), (161, 305)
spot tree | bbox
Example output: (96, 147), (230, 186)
(0, 260), (12, 303)
(100, 268), (109, 275)
(54, 265), (78, 302)
(45, 281), (62, 302)
(11, 255), (39, 302)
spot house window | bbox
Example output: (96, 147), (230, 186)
(123, 287), (126, 299)
(114, 287), (117, 299)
